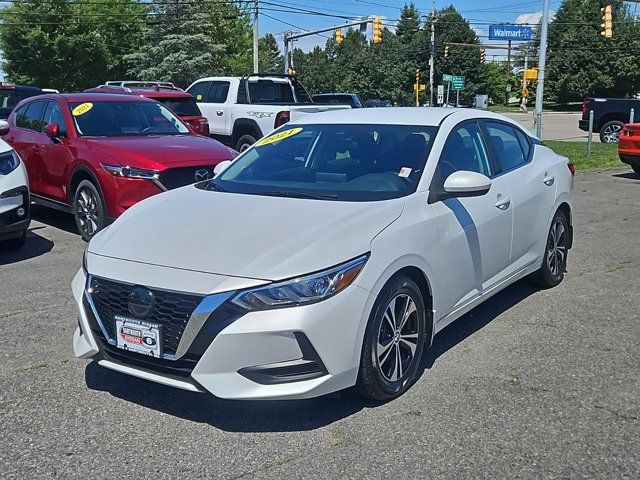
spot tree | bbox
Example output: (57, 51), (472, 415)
(396, 3), (421, 44)
(125, 0), (252, 87)
(259, 33), (283, 73)
(0, 0), (147, 91)
(545, 0), (640, 103)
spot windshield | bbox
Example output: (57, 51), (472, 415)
(207, 124), (437, 201)
(70, 100), (191, 137)
(155, 97), (202, 116)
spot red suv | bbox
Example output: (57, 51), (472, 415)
(85, 82), (210, 136)
(4, 93), (235, 240)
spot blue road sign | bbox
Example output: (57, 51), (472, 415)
(488, 25), (533, 41)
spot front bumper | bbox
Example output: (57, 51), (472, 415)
(71, 267), (374, 400)
(0, 186), (30, 240)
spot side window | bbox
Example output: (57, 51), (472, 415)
(22, 101), (47, 132)
(187, 81), (210, 103)
(485, 121), (526, 172)
(514, 127), (531, 159)
(43, 101), (68, 137)
(206, 81), (230, 103)
(14, 104), (28, 128)
(438, 122), (492, 181)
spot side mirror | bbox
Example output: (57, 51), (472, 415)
(45, 123), (60, 140)
(443, 170), (492, 197)
(0, 120), (10, 136)
(213, 160), (232, 177)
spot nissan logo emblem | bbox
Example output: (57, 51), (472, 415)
(194, 169), (210, 182)
(128, 286), (155, 319)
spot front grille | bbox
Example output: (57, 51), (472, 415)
(158, 166), (214, 190)
(88, 277), (203, 356)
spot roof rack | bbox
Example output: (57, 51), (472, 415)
(104, 80), (182, 91)
(94, 84), (133, 93)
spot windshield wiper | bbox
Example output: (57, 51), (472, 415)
(261, 190), (338, 200)
(204, 181), (226, 192)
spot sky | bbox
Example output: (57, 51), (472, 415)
(257, 0), (560, 60)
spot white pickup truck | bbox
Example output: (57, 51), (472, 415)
(186, 74), (350, 151)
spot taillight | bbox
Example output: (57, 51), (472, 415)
(274, 111), (290, 128)
(581, 100), (588, 117)
(200, 119), (210, 137)
(568, 162), (575, 176)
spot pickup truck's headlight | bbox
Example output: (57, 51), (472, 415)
(101, 164), (159, 180)
(231, 255), (368, 311)
(0, 151), (20, 175)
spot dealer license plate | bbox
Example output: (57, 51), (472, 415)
(115, 315), (162, 358)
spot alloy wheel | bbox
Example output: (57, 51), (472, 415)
(547, 219), (566, 277)
(76, 188), (99, 238)
(376, 294), (420, 382)
(603, 124), (622, 143)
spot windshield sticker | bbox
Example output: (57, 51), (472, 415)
(196, 94), (203, 101)
(72, 102), (93, 116)
(398, 167), (412, 177)
(255, 127), (303, 146)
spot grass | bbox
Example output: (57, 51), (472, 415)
(543, 140), (622, 171)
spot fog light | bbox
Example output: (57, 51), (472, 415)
(16, 207), (25, 217)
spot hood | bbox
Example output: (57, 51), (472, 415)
(89, 187), (404, 281)
(83, 135), (233, 169)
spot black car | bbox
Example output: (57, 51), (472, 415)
(312, 93), (363, 108)
(0, 84), (43, 120)
(364, 99), (392, 108)
(578, 97), (640, 143)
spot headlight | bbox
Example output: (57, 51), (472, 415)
(0, 151), (20, 175)
(231, 255), (368, 311)
(101, 163), (159, 180)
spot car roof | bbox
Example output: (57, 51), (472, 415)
(84, 86), (192, 98)
(289, 107), (524, 128)
(44, 92), (157, 103)
(313, 93), (357, 97)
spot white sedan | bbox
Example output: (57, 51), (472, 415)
(72, 108), (574, 401)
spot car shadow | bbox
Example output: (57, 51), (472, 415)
(612, 171), (639, 180)
(0, 227), (54, 265)
(84, 279), (541, 433)
(30, 205), (79, 236)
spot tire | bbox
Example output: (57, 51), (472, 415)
(235, 134), (257, 152)
(1, 229), (26, 249)
(529, 210), (569, 288)
(73, 180), (106, 241)
(631, 163), (640, 176)
(599, 120), (625, 143)
(356, 275), (427, 402)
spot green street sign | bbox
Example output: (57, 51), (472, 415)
(442, 74), (454, 81)
(451, 75), (465, 90)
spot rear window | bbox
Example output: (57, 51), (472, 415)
(0, 90), (41, 119)
(156, 97), (202, 116)
(248, 80), (294, 103)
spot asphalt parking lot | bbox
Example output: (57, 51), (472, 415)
(1, 167), (638, 479)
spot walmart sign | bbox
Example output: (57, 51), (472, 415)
(488, 25), (533, 41)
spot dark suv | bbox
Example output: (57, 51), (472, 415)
(0, 83), (43, 119)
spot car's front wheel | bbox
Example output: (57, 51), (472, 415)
(356, 275), (426, 402)
(530, 210), (569, 288)
(73, 180), (106, 241)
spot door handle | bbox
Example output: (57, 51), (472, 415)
(216, 110), (223, 116)
(495, 195), (511, 210)
(543, 173), (555, 186)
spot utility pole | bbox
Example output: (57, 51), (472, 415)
(253, 0), (259, 73)
(505, 39), (512, 106)
(534, 0), (550, 138)
(429, 2), (435, 107)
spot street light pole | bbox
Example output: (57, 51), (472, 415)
(534, 0), (550, 138)
(429, 2), (435, 107)
(253, 0), (259, 73)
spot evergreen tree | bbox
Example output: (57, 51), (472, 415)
(259, 34), (284, 72)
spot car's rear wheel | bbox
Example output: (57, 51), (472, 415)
(631, 163), (640, 176)
(356, 275), (426, 402)
(530, 210), (569, 288)
(1, 229), (27, 249)
(599, 120), (625, 143)
(73, 180), (106, 241)
(235, 134), (257, 152)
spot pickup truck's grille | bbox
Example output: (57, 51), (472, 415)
(88, 277), (203, 356)
(158, 166), (215, 190)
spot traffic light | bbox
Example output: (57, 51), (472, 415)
(480, 49), (486, 63)
(444, 44), (449, 58)
(334, 28), (343, 44)
(372, 17), (382, 43)
(601, 4), (612, 38)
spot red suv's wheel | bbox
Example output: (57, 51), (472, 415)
(73, 180), (106, 241)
